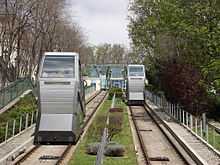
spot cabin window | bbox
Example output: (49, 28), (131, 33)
(129, 66), (144, 76)
(111, 68), (123, 78)
(41, 56), (75, 78)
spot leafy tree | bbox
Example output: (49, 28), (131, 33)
(128, 0), (220, 115)
(161, 60), (213, 116)
(202, 59), (220, 109)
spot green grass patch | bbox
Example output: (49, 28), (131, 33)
(192, 126), (220, 151)
(206, 128), (220, 151)
(0, 93), (37, 142)
(69, 98), (137, 165)
(0, 93), (37, 124)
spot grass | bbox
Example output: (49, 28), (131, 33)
(68, 98), (137, 165)
(0, 93), (37, 142)
(0, 93), (37, 124)
(192, 126), (220, 151)
(206, 128), (220, 151)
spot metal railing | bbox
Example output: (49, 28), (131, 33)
(145, 90), (220, 152)
(85, 85), (96, 97)
(0, 111), (38, 144)
(0, 78), (33, 110)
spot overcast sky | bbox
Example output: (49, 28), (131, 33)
(69, 0), (130, 47)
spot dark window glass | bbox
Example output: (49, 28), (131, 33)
(111, 68), (123, 78)
(41, 56), (75, 78)
(129, 66), (144, 76)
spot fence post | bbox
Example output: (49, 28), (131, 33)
(169, 103), (171, 115)
(5, 122), (8, 142)
(186, 112), (189, 128)
(160, 97), (162, 107)
(25, 113), (29, 129)
(176, 105), (179, 120)
(19, 116), (22, 132)
(171, 104), (173, 117)
(12, 120), (16, 136)
(190, 114), (193, 130)
(195, 117), (198, 134)
(179, 106), (181, 122)
(213, 128), (215, 147)
(206, 124), (209, 142)
(202, 113), (207, 136)
(176, 105), (179, 121)
(31, 111), (34, 125)
(182, 110), (185, 125)
(200, 119), (203, 138)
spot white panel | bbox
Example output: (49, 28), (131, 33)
(129, 92), (144, 100)
(41, 102), (75, 114)
(39, 114), (73, 131)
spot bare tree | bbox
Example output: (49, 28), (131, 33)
(0, 0), (88, 87)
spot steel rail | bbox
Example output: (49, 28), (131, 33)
(13, 91), (106, 165)
(129, 105), (195, 165)
(128, 106), (151, 165)
(144, 103), (207, 165)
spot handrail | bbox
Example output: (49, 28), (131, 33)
(0, 78), (33, 110)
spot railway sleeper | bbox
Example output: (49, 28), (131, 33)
(149, 156), (170, 161)
(39, 155), (60, 160)
(138, 129), (152, 132)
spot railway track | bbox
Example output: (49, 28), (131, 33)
(13, 91), (107, 165)
(129, 105), (197, 165)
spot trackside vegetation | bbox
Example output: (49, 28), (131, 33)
(0, 93), (37, 142)
(69, 97), (137, 165)
(0, 93), (37, 124)
(129, 0), (220, 118)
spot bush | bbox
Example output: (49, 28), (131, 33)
(105, 143), (125, 157)
(108, 112), (123, 140)
(108, 87), (123, 99)
(109, 108), (123, 113)
(161, 61), (213, 116)
(87, 115), (107, 141)
(86, 142), (125, 157)
(86, 142), (100, 155)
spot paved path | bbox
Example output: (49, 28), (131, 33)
(0, 126), (35, 163)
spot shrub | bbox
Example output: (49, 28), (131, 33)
(86, 142), (125, 157)
(108, 112), (123, 140)
(87, 115), (107, 141)
(109, 108), (123, 113)
(160, 60), (213, 116)
(86, 142), (100, 155)
(108, 87), (123, 99)
(105, 143), (125, 157)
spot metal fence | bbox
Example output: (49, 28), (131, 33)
(0, 78), (33, 110)
(85, 85), (96, 96)
(145, 90), (220, 151)
(0, 111), (38, 144)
